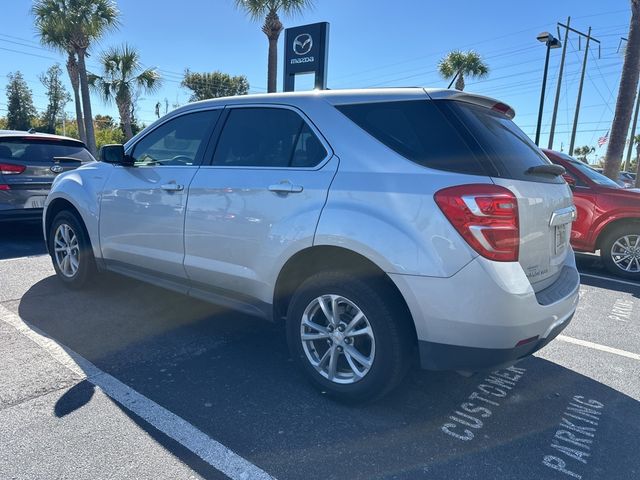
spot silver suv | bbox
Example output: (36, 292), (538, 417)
(0, 130), (93, 222)
(43, 89), (579, 402)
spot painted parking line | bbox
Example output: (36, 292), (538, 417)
(579, 272), (640, 288)
(557, 335), (640, 361)
(0, 304), (276, 480)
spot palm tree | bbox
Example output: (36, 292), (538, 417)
(573, 145), (596, 162)
(89, 45), (161, 140)
(32, 0), (119, 154)
(33, 8), (86, 143)
(438, 50), (489, 91)
(234, 0), (314, 93)
(604, 0), (640, 181)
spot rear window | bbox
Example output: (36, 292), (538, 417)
(0, 138), (93, 163)
(337, 99), (562, 183)
(449, 102), (562, 184)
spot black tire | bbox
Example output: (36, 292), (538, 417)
(600, 223), (640, 280)
(49, 211), (96, 289)
(286, 271), (413, 403)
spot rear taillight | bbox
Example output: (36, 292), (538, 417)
(0, 184), (10, 191)
(0, 163), (26, 175)
(434, 184), (519, 262)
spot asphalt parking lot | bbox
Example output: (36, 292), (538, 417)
(1, 223), (639, 480)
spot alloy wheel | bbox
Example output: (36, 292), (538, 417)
(611, 234), (640, 273)
(300, 294), (375, 384)
(54, 223), (80, 278)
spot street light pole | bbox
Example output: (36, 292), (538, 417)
(535, 32), (561, 146)
(548, 17), (571, 150)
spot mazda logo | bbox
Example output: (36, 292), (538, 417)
(50, 165), (63, 174)
(293, 33), (313, 56)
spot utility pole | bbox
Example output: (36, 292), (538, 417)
(548, 17), (571, 150)
(624, 85), (640, 171)
(567, 26), (600, 156)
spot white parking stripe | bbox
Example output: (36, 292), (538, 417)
(557, 335), (640, 361)
(0, 254), (48, 263)
(0, 304), (276, 480)
(579, 272), (640, 288)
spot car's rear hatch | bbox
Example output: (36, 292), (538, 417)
(431, 92), (575, 291)
(0, 136), (93, 208)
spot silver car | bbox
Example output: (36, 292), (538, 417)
(0, 130), (93, 222)
(43, 88), (580, 402)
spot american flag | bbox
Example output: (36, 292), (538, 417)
(597, 131), (609, 147)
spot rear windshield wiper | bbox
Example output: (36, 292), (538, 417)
(526, 164), (565, 177)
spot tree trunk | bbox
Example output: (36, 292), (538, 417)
(455, 73), (465, 91)
(262, 10), (283, 93)
(66, 53), (86, 143)
(76, 49), (97, 155)
(604, 0), (640, 180)
(117, 97), (134, 141)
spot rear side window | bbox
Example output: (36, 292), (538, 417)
(212, 108), (327, 168)
(336, 100), (486, 175)
(338, 100), (563, 183)
(0, 138), (93, 163)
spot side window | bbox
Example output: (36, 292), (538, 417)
(131, 110), (220, 166)
(337, 100), (487, 175)
(212, 108), (327, 168)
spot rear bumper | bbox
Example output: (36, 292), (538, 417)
(389, 250), (580, 371)
(0, 208), (44, 222)
(418, 310), (573, 370)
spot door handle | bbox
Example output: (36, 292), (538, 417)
(268, 182), (304, 194)
(160, 183), (184, 192)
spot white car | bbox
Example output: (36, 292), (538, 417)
(44, 88), (579, 402)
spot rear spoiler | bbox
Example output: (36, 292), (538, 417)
(424, 89), (516, 119)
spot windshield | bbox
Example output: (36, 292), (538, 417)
(554, 152), (621, 188)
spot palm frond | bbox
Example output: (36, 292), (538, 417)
(437, 49), (489, 80)
(234, 0), (313, 19)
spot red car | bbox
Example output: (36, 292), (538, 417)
(543, 149), (640, 279)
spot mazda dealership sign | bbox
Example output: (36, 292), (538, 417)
(283, 22), (329, 91)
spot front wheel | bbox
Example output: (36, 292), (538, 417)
(600, 224), (640, 279)
(286, 271), (413, 403)
(49, 211), (96, 289)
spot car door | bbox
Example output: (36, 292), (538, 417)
(99, 109), (221, 280)
(184, 105), (337, 307)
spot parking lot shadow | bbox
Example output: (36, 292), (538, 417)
(17, 274), (640, 480)
(0, 221), (47, 260)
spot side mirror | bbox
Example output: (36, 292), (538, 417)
(99, 144), (133, 166)
(562, 174), (576, 188)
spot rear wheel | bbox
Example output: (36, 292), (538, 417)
(601, 224), (640, 279)
(286, 271), (413, 403)
(49, 211), (96, 289)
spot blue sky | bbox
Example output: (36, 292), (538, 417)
(0, 0), (633, 160)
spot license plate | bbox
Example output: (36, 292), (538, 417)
(555, 223), (568, 254)
(26, 196), (46, 209)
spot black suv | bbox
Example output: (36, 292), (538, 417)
(0, 130), (94, 222)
